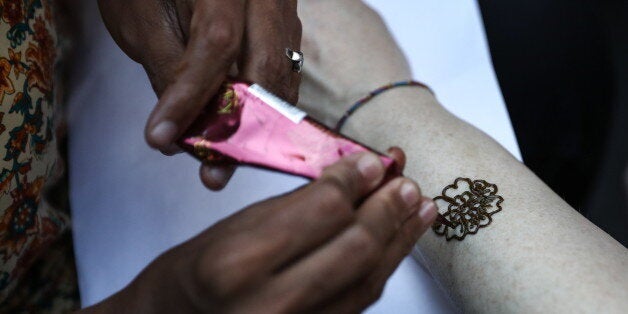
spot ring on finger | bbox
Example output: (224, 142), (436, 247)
(285, 48), (304, 73)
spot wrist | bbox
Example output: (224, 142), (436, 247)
(299, 76), (416, 126)
(335, 81), (436, 132)
(342, 86), (443, 145)
(80, 253), (201, 314)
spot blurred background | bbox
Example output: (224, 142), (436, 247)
(479, 0), (628, 246)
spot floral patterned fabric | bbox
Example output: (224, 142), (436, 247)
(0, 0), (78, 311)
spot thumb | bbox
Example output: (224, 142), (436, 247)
(144, 1), (246, 152)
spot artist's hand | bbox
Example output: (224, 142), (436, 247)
(82, 153), (438, 313)
(98, 0), (302, 154)
(199, 1), (416, 190)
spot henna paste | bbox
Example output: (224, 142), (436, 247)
(432, 178), (504, 241)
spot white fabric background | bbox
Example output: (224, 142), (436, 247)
(67, 1), (520, 312)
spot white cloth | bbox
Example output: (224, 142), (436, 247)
(68, 1), (519, 312)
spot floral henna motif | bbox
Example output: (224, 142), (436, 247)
(432, 178), (504, 241)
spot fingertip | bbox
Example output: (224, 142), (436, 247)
(386, 147), (406, 171)
(318, 152), (385, 202)
(356, 153), (385, 188)
(418, 198), (438, 226)
(399, 180), (421, 208)
(161, 143), (184, 156)
(146, 120), (179, 151)
(200, 164), (235, 191)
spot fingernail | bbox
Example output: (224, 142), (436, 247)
(357, 153), (384, 183)
(400, 182), (420, 207)
(150, 121), (178, 148)
(418, 199), (437, 222)
(162, 143), (184, 156)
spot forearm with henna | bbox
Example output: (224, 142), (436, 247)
(296, 1), (627, 311)
(340, 88), (628, 312)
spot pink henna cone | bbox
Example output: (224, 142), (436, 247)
(178, 80), (453, 227)
(178, 81), (398, 179)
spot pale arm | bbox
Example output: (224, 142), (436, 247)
(297, 1), (628, 311)
(342, 87), (628, 313)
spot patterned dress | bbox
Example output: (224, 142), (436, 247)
(0, 0), (79, 312)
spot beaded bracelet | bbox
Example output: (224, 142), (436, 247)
(334, 80), (433, 132)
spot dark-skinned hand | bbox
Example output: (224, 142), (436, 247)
(99, 0), (302, 189)
(80, 152), (438, 313)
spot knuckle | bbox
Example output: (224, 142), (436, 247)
(209, 26), (239, 54)
(320, 164), (361, 196)
(302, 185), (355, 228)
(347, 226), (381, 265)
(316, 177), (354, 211)
(193, 20), (240, 59)
(193, 248), (242, 299)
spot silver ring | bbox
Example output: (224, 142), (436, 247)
(285, 48), (304, 73)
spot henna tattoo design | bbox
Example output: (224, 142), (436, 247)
(432, 178), (504, 241)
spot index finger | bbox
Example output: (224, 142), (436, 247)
(251, 152), (388, 271)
